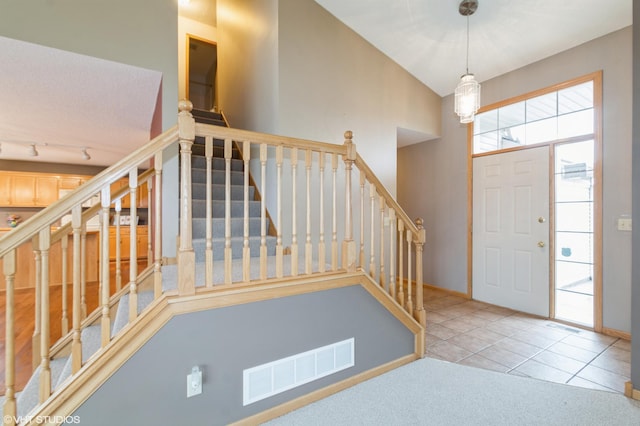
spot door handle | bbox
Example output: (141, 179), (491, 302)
(538, 217), (546, 223)
(538, 241), (545, 248)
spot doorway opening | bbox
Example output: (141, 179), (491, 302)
(186, 35), (217, 111)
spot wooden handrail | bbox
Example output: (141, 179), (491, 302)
(0, 126), (178, 257)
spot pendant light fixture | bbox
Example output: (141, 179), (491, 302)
(454, 0), (481, 124)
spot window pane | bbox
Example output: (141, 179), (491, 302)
(556, 231), (593, 264)
(555, 261), (593, 292)
(474, 131), (499, 153)
(499, 125), (524, 149)
(555, 140), (594, 171)
(527, 92), (557, 122)
(498, 101), (525, 128)
(558, 81), (593, 114)
(474, 110), (498, 135)
(555, 173), (593, 202)
(558, 109), (594, 139)
(556, 202), (593, 232)
(526, 116), (557, 144)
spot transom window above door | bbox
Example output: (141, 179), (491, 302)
(473, 81), (594, 154)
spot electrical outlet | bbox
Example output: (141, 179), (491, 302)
(187, 366), (202, 397)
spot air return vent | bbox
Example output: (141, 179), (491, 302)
(243, 338), (355, 406)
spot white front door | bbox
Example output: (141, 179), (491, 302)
(472, 146), (550, 317)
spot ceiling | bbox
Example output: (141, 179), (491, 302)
(0, 36), (162, 167)
(0, 0), (631, 166)
(314, 0), (632, 97)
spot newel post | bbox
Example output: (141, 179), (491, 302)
(342, 131), (357, 272)
(414, 218), (426, 327)
(178, 100), (196, 295)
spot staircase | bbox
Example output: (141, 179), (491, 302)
(189, 109), (276, 264)
(0, 102), (427, 425)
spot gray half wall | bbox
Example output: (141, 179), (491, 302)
(69, 284), (415, 425)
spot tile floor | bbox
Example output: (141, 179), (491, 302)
(423, 287), (631, 394)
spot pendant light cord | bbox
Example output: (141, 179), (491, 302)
(466, 14), (470, 75)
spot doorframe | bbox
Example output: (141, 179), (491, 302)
(466, 71), (603, 331)
(185, 33), (218, 111)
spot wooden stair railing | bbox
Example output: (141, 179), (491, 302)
(0, 100), (425, 424)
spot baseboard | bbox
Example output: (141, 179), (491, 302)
(423, 283), (471, 299)
(625, 381), (640, 400)
(602, 327), (631, 341)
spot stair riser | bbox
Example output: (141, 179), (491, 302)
(191, 156), (244, 171)
(193, 237), (276, 261)
(192, 169), (244, 185)
(192, 183), (254, 201)
(192, 217), (270, 238)
(192, 144), (242, 159)
(192, 200), (261, 218)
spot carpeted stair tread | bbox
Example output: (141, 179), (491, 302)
(192, 199), (262, 218)
(192, 169), (244, 185)
(13, 357), (68, 418)
(111, 290), (156, 338)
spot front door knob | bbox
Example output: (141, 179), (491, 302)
(538, 217), (546, 223)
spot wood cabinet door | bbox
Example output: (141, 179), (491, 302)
(0, 174), (11, 205)
(12, 175), (36, 206)
(35, 176), (59, 206)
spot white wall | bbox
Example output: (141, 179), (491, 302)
(399, 27), (633, 333)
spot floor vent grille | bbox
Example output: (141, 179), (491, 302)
(546, 323), (581, 333)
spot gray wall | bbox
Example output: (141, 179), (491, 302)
(0, 0), (180, 257)
(631, 2), (639, 389)
(69, 285), (415, 425)
(398, 27), (633, 332)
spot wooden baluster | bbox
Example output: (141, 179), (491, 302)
(414, 218), (426, 327)
(305, 149), (313, 275)
(147, 178), (153, 266)
(359, 171), (365, 269)
(379, 196), (386, 290)
(205, 136), (214, 287)
(31, 235), (41, 371)
(342, 131), (356, 272)
(224, 138), (233, 284)
(154, 151), (164, 298)
(178, 100), (196, 294)
(114, 199), (122, 291)
(3, 249), (17, 423)
(389, 209), (396, 300)
(369, 185), (376, 278)
(331, 153), (338, 271)
(406, 228), (413, 317)
(243, 140), (251, 282)
(397, 221), (405, 308)
(100, 186), (111, 347)
(128, 170), (138, 321)
(61, 233), (69, 335)
(80, 222), (87, 319)
(39, 228), (51, 402)
(71, 206), (83, 374)
(276, 146), (284, 278)
(291, 147), (299, 276)
(318, 152), (326, 273)
(260, 143), (268, 280)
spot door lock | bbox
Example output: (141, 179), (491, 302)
(538, 241), (545, 248)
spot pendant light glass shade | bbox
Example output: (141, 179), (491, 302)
(454, 73), (481, 123)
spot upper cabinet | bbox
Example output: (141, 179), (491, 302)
(0, 172), (60, 207)
(0, 171), (150, 208)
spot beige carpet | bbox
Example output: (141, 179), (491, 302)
(265, 356), (640, 425)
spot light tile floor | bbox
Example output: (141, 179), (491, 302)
(423, 288), (631, 394)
